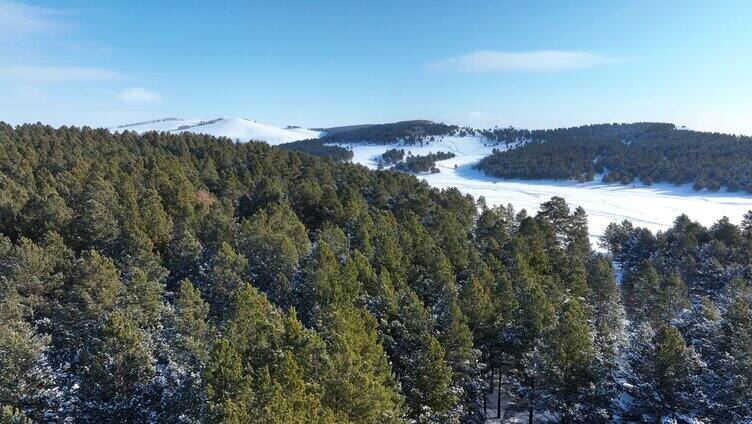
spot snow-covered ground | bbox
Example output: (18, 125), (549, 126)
(337, 135), (752, 247)
(111, 117), (320, 145)
(109, 119), (752, 247)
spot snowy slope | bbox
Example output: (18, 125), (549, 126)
(112, 117), (321, 145)
(337, 134), (752, 248)
(112, 118), (752, 248)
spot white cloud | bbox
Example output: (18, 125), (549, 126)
(425, 50), (624, 73)
(118, 87), (161, 104)
(0, 65), (124, 82)
(0, 1), (66, 37)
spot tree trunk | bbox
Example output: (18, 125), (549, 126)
(489, 365), (495, 417)
(483, 374), (487, 416)
(528, 379), (534, 424)
(496, 369), (502, 418)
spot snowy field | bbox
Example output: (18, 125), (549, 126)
(111, 117), (321, 145)
(337, 135), (752, 247)
(108, 119), (752, 248)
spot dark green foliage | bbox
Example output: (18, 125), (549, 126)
(0, 122), (749, 422)
(281, 121), (459, 160)
(0, 282), (51, 419)
(77, 312), (155, 422)
(277, 139), (355, 161)
(392, 151), (456, 174)
(380, 148), (405, 165)
(0, 406), (32, 424)
(476, 122), (752, 191)
(314, 120), (459, 145)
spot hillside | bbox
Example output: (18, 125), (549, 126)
(310, 123), (377, 136)
(315, 120), (460, 144)
(111, 117), (321, 145)
(475, 122), (752, 191)
(280, 119), (465, 160)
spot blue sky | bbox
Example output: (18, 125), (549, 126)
(1, 0), (751, 134)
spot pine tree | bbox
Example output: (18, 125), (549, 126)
(202, 242), (248, 320)
(119, 221), (166, 282)
(3, 236), (63, 321)
(73, 176), (121, 253)
(587, 256), (625, 361)
(544, 297), (596, 421)
(491, 271), (518, 329)
(158, 280), (213, 423)
(281, 307), (329, 381)
(362, 268), (399, 322)
(562, 255), (590, 301)
(224, 283), (284, 371)
(55, 250), (123, 352)
(203, 338), (252, 424)
(661, 272), (689, 319)
(339, 250), (372, 305)
(536, 196), (570, 242)
(625, 323), (698, 421)
(319, 306), (404, 423)
(438, 302), (484, 424)
(414, 336), (459, 423)
(342, 196), (375, 259)
(294, 242), (344, 326)
(316, 223), (351, 261)
(509, 248), (556, 422)
(251, 354), (340, 424)
(238, 203), (310, 305)
(684, 296), (723, 419)
(119, 267), (165, 329)
(370, 212), (404, 278)
(391, 290), (457, 422)
(718, 291), (752, 420)
(623, 261), (663, 325)
(565, 206), (590, 261)
(0, 172), (28, 238)
(586, 256), (626, 415)
(458, 276), (495, 345)
(166, 227), (204, 283)
(140, 188), (173, 249)
(77, 312), (156, 422)
(0, 282), (52, 420)
(238, 176), (284, 219)
(653, 325), (697, 416)
(19, 183), (72, 241)
(172, 279), (212, 363)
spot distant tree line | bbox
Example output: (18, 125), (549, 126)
(278, 138), (354, 161)
(476, 123), (752, 191)
(380, 148), (405, 165)
(313, 120), (460, 145)
(310, 124), (377, 136)
(282, 121), (462, 161)
(392, 151), (456, 174)
(310, 122), (478, 146)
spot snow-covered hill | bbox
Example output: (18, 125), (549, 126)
(111, 117), (321, 145)
(336, 134), (752, 248)
(110, 118), (752, 249)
